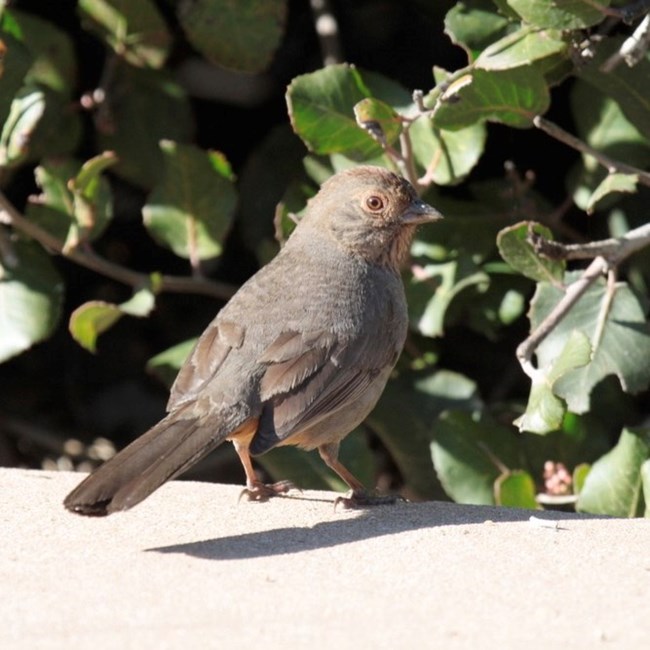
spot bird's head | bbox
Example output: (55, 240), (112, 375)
(299, 166), (442, 267)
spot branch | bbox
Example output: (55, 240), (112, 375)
(309, 0), (343, 66)
(534, 116), (650, 187)
(516, 222), (650, 378)
(0, 191), (237, 300)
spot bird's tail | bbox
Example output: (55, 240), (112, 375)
(64, 408), (228, 516)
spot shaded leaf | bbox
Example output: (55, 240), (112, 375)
(570, 82), (650, 210)
(178, 0), (287, 73)
(96, 63), (194, 188)
(78, 0), (171, 68)
(0, 238), (63, 362)
(577, 35), (650, 140)
(531, 274), (650, 413)
(410, 119), (486, 185)
(577, 427), (649, 517)
(431, 410), (523, 505)
(3, 9), (76, 95)
(572, 462), (590, 495)
(407, 254), (489, 338)
(585, 173), (639, 214)
(497, 221), (565, 282)
(369, 369), (482, 500)
(142, 140), (236, 261)
(431, 66), (550, 130)
(0, 28), (32, 124)
(147, 337), (197, 388)
(444, 0), (512, 55)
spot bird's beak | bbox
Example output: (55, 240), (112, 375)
(401, 198), (443, 225)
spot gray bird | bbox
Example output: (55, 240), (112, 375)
(64, 165), (442, 516)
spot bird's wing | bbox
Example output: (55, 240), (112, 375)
(250, 328), (396, 455)
(167, 320), (245, 410)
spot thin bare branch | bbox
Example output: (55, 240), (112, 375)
(534, 116), (650, 187)
(0, 191), (236, 300)
(517, 222), (650, 377)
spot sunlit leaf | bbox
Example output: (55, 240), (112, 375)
(506, 0), (609, 29)
(531, 274), (650, 413)
(577, 427), (649, 517)
(497, 221), (565, 282)
(142, 140), (236, 261)
(431, 66), (550, 130)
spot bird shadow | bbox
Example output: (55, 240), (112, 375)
(145, 499), (598, 561)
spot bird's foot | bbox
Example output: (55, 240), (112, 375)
(239, 480), (296, 502)
(334, 489), (406, 510)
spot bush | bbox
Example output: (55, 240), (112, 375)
(1, 0), (649, 516)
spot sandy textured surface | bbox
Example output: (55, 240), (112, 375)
(1, 468), (649, 649)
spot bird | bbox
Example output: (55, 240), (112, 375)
(64, 165), (442, 516)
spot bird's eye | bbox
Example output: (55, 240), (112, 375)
(365, 195), (384, 212)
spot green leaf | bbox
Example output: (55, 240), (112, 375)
(370, 369), (482, 500)
(475, 26), (567, 71)
(178, 0), (287, 73)
(577, 428), (649, 517)
(586, 173), (639, 214)
(497, 221), (565, 282)
(431, 410), (523, 505)
(0, 29), (32, 124)
(0, 84), (81, 167)
(642, 461), (650, 518)
(3, 9), (76, 94)
(78, 0), (171, 68)
(572, 462), (590, 495)
(96, 63), (194, 188)
(431, 66), (550, 130)
(506, 0), (609, 29)
(531, 274), (650, 413)
(407, 254), (489, 338)
(495, 470), (539, 508)
(353, 97), (402, 147)
(444, 0), (512, 56)
(147, 337), (198, 388)
(576, 36), (650, 140)
(570, 82), (650, 210)
(410, 119), (486, 185)
(0, 238), (63, 362)
(142, 141), (236, 262)
(69, 285), (156, 353)
(26, 155), (115, 250)
(515, 330), (592, 434)
(286, 64), (379, 159)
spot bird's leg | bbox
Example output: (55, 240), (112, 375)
(318, 442), (404, 508)
(231, 433), (294, 502)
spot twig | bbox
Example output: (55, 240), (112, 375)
(309, 0), (343, 66)
(601, 14), (650, 71)
(0, 191), (236, 300)
(516, 223), (650, 377)
(534, 116), (650, 187)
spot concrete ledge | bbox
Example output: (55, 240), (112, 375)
(1, 468), (648, 648)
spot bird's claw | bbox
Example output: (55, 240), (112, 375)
(239, 480), (297, 502)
